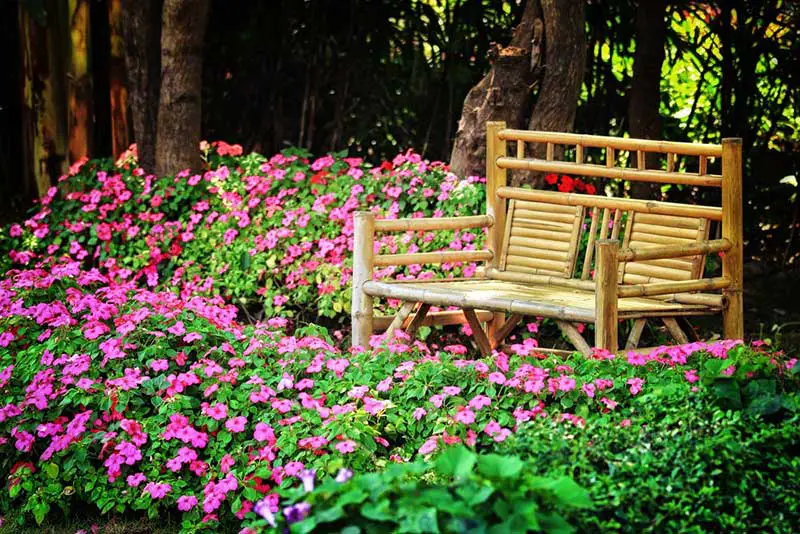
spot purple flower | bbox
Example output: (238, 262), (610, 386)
(335, 468), (353, 483)
(299, 469), (316, 493)
(283, 502), (311, 524)
(253, 498), (277, 527)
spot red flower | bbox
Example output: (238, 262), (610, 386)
(310, 171), (328, 185)
(380, 161), (393, 171)
(585, 184), (597, 195)
(545, 173), (559, 185)
(558, 175), (574, 193)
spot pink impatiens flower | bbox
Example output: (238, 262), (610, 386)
(627, 377), (644, 395)
(225, 416), (247, 433)
(335, 440), (357, 454)
(177, 495), (198, 511)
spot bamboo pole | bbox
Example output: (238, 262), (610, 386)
(595, 240), (619, 351)
(374, 215), (493, 233)
(373, 250), (493, 267)
(581, 207), (600, 280)
(556, 321), (592, 356)
(669, 293), (727, 307)
(383, 301), (416, 340)
(565, 207), (584, 276)
(407, 303), (432, 337)
(491, 313), (524, 348)
(625, 319), (647, 349)
(617, 277), (731, 298)
(496, 129), (723, 157)
(721, 138), (744, 340)
(464, 309), (493, 357)
(496, 187), (723, 221)
(362, 281), (596, 322)
(618, 238), (732, 262)
(663, 318), (689, 344)
(496, 157), (723, 187)
(486, 268), (596, 291)
(486, 121), (508, 341)
(352, 212), (376, 348)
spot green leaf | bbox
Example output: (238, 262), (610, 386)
(455, 484), (494, 507)
(45, 463), (59, 479)
(436, 446), (477, 479)
(545, 477), (593, 509)
(477, 454), (523, 479)
(399, 507), (439, 533)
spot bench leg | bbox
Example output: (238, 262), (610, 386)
(555, 321), (592, 357)
(406, 303), (431, 338)
(464, 308), (493, 357)
(352, 212), (375, 348)
(625, 319), (647, 350)
(384, 301), (417, 341)
(594, 240), (619, 352)
(491, 313), (524, 349)
(663, 318), (689, 344)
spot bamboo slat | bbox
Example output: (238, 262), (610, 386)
(692, 218), (711, 279)
(495, 158), (723, 188)
(373, 250), (493, 267)
(606, 147), (615, 168)
(666, 153), (675, 172)
(611, 208), (623, 240)
(632, 212), (704, 229)
(496, 129), (723, 157)
(599, 208), (611, 240)
(698, 155), (708, 176)
(486, 269), (597, 291)
(556, 321), (592, 356)
(506, 241), (568, 262)
(669, 293), (727, 307)
(514, 211), (578, 224)
(628, 231), (695, 245)
(618, 277), (731, 298)
(515, 200), (579, 215)
(508, 227), (573, 242)
(516, 140), (525, 159)
(625, 263), (691, 281)
(581, 207), (600, 280)
(497, 187), (723, 221)
(374, 215), (493, 233)
(618, 238), (732, 262)
(506, 236), (571, 252)
(567, 207), (585, 277)
(630, 223), (701, 240)
(486, 121), (507, 274)
(500, 200), (516, 270)
(407, 303), (431, 337)
(637, 150), (646, 170)
(510, 220), (575, 233)
(504, 254), (571, 272)
(546, 142), (554, 160)
(576, 144), (584, 164)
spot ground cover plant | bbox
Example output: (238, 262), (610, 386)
(1, 145), (799, 533)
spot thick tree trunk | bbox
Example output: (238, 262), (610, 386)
(121, 0), (161, 172)
(628, 0), (667, 199)
(520, 0), (586, 187)
(449, 0), (543, 179)
(67, 0), (93, 163)
(155, 0), (209, 176)
(108, 0), (131, 159)
(19, 0), (69, 197)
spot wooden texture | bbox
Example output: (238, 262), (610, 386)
(373, 309), (494, 331)
(375, 215), (493, 233)
(464, 309), (493, 356)
(67, 0), (92, 163)
(618, 277), (731, 298)
(496, 157), (722, 187)
(595, 240), (619, 351)
(618, 238), (732, 262)
(352, 212), (376, 347)
(496, 128), (723, 157)
(556, 321), (592, 356)
(108, 0), (130, 158)
(581, 207), (600, 279)
(383, 301), (416, 340)
(486, 268), (596, 291)
(625, 319), (647, 349)
(373, 250), (492, 267)
(492, 313), (524, 347)
(497, 187), (723, 221)
(407, 303), (432, 337)
(721, 138), (744, 340)
(663, 318), (689, 344)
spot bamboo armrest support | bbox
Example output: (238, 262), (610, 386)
(617, 277), (731, 298)
(618, 238), (732, 262)
(373, 249), (493, 267)
(374, 215), (494, 233)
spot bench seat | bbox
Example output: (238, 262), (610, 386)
(364, 278), (717, 323)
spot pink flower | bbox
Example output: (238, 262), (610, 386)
(413, 407), (427, 420)
(684, 369), (700, 383)
(627, 377), (644, 395)
(144, 482), (172, 500)
(335, 440), (357, 454)
(442, 386), (461, 396)
(376, 377), (392, 392)
(468, 395), (491, 410)
(488, 372), (506, 385)
(581, 382), (596, 398)
(203, 403), (228, 421)
(418, 437), (438, 455)
(177, 495), (198, 512)
(126, 473), (146, 487)
(454, 407), (475, 425)
(225, 416), (247, 433)
(167, 321), (186, 336)
(429, 394), (445, 408)
(254, 422), (276, 443)
(150, 359), (169, 372)
(599, 397), (618, 410)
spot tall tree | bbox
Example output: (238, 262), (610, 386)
(121, 0), (161, 172)
(449, 1), (542, 179)
(627, 0), (667, 199)
(520, 0), (586, 186)
(155, 0), (210, 176)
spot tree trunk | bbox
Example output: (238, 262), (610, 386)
(121, 0), (161, 172)
(627, 0), (666, 199)
(108, 0), (131, 159)
(449, 0), (543, 179)
(520, 0), (586, 187)
(155, 0), (209, 176)
(67, 0), (93, 163)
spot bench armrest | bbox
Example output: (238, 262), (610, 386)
(618, 238), (731, 262)
(374, 214), (494, 233)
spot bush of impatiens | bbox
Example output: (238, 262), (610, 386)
(1, 144), (799, 533)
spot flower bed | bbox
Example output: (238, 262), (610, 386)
(1, 145), (799, 533)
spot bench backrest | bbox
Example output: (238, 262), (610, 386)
(483, 122), (742, 293)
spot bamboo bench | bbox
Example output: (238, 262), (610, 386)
(351, 122), (743, 356)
